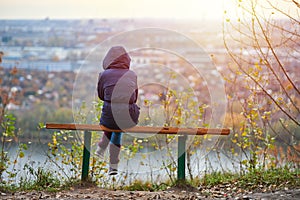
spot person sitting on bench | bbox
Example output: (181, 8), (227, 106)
(95, 46), (140, 175)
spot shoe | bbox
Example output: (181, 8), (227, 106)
(95, 146), (105, 159)
(109, 168), (118, 176)
(109, 164), (118, 175)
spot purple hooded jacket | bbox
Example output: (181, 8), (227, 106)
(97, 46), (140, 129)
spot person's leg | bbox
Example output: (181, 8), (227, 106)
(98, 131), (112, 149)
(95, 131), (112, 158)
(109, 132), (122, 175)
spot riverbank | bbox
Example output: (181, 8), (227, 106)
(2, 184), (300, 200)
(2, 166), (299, 199)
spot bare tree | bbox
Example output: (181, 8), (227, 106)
(223, 0), (300, 162)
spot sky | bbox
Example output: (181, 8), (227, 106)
(0, 0), (236, 20)
(0, 0), (298, 20)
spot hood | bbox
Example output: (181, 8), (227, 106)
(102, 46), (131, 70)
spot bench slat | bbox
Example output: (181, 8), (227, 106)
(46, 123), (230, 135)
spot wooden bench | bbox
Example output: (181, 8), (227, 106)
(46, 123), (230, 182)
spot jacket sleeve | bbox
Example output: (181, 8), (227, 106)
(97, 73), (104, 100)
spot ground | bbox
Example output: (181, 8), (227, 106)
(2, 184), (300, 200)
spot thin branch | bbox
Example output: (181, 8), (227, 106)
(252, 2), (300, 96)
(267, 0), (300, 24)
(223, 27), (300, 126)
(250, 7), (300, 114)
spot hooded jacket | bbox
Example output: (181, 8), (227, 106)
(97, 46), (140, 129)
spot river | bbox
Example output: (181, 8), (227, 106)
(3, 138), (242, 184)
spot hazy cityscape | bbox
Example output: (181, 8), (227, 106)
(0, 18), (226, 114)
(0, 18), (224, 71)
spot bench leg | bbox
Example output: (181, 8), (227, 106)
(81, 130), (91, 181)
(177, 135), (187, 182)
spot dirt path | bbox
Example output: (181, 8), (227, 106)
(2, 185), (300, 199)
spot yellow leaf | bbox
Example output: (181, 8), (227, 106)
(254, 62), (262, 71)
(52, 135), (57, 145)
(277, 97), (283, 102)
(241, 160), (248, 165)
(241, 132), (247, 137)
(286, 84), (293, 90)
(19, 151), (24, 158)
(231, 148), (235, 154)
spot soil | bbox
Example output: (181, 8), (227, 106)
(1, 183), (300, 199)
